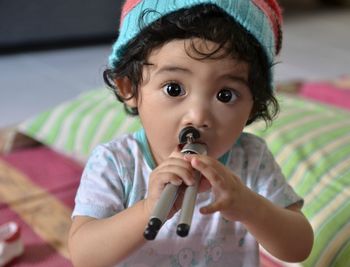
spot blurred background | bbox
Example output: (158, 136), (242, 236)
(0, 0), (350, 128)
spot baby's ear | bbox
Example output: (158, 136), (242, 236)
(114, 77), (137, 108)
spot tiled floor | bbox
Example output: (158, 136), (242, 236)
(1, 4), (350, 128)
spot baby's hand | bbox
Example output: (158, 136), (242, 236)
(185, 154), (254, 222)
(145, 147), (195, 218)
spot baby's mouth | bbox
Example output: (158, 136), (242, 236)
(179, 143), (185, 150)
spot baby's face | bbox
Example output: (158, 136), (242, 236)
(135, 38), (253, 165)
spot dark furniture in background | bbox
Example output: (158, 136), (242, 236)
(1, 0), (348, 52)
(0, 0), (122, 51)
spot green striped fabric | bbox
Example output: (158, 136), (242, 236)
(18, 88), (142, 163)
(246, 95), (350, 267)
(18, 89), (350, 266)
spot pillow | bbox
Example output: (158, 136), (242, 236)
(299, 75), (350, 111)
(245, 95), (350, 267)
(17, 88), (350, 266)
(17, 88), (142, 163)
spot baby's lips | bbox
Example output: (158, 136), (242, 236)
(168, 145), (184, 158)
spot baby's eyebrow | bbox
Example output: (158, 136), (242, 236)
(220, 73), (249, 87)
(150, 63), (193, 76)
(145, 61), (248, 86)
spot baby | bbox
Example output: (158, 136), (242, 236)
(69, 1), (313, 266)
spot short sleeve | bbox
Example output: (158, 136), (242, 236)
(239, 134), (303, 209)
(253, 142), (303, 208)
(72, 144), (129, 219)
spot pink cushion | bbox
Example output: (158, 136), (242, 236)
(299, 76), (350, 110)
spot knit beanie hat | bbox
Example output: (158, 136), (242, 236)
(108, 0), (283, 78)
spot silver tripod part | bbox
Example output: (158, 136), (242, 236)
(177, 142), (207, 237)
(143, 183), (179, 240)
(143, 126), (205, 240)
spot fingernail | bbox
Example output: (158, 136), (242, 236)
(173, 179), (182, 186)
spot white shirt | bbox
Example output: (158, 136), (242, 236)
(73, 129), (302, 267)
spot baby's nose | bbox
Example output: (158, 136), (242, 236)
(183, 102), (211, 129)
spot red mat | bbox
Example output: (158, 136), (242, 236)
(0, 146), (83, 267)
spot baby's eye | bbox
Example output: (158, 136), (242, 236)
(217, 89), (238, 103)
(163, 82), (185, 97)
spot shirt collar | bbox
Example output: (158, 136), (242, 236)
(134, 128), (231, 169)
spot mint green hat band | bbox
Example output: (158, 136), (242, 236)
(108, 0), (282, 78)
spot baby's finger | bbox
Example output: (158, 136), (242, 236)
(156, 164), (195, 186)
(200, 202), (221, 215)
(153, 169), (182, 187)
(189, 156), (223, 188)
(198, 177), (211, 193)
(169, 145), (183, 158)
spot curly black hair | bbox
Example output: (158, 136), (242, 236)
(103, 4), (279, 126)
